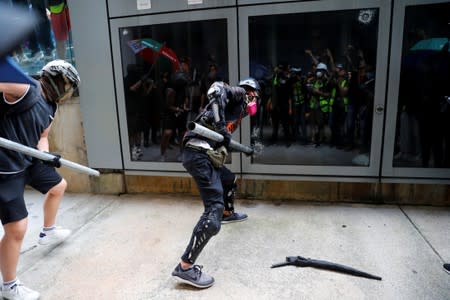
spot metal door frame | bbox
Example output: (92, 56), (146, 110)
(238, 0), (391, 179)
(109, 8), (240, 173)
(382, 0), (450, 181)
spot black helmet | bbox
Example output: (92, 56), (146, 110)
(238, 77), (260, 91)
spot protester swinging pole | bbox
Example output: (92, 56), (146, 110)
(187, 122), (254, 155)
(0, 137), (100, 176)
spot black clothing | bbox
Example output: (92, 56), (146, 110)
(180, 81), (247, 264)
(0, 82), (54, 173)
(0, 82), (60, 225)
(183, 81), (247, 149)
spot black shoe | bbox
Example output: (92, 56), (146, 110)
(222, 212), (248, 224)
(444, 263), (450, 274)
(172, 264), (214, 288)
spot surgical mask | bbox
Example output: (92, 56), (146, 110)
(247, 101), (257, 116)
(316, 71), (323, 78)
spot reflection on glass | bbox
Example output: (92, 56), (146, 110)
(119, 19), (228, 162)
(9, 0), (75, 75)
(248, 9), (378, 166)
(394, 3), (450, 168)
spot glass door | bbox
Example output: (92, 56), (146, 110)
(382, 0), (450, 181)
(238, 0), (391, 178)
(110, 8), (239, 172)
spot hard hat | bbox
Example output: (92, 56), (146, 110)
(335, 63), (344, 70)
(290, 67), (302, 75)
(316, 63), (328, 71)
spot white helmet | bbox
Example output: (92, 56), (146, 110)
(316, 63), (328, 72)
(238, 77), (261, 91)
(41, 59), (80, 88)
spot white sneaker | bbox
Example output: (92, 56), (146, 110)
(38, 226), (71, 246)
(1, 280), (40, 300)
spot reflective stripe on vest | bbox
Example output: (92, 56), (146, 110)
(309, 81), (322, 109)
(340, 79), (349, 112)
(292, 81), (304, 105)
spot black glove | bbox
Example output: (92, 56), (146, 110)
(42, 152), (61, 168)
(217, 134), (231, 151)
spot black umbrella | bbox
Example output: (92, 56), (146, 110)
(271, 256), (382, 281)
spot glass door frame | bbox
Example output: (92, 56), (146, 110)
(238, 0), (392, 178)
(109, 8), (240, 173)
(382, 0), (450, 181)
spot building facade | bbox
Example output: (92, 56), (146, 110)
(15, 0), (450, 204)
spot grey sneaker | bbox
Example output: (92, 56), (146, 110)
(1, 280), (40, 300)
(221, 211), (248, 224)
(172, 264), (214, 288)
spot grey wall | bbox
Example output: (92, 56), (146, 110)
(68, 0), (122, 169)
(107, 0), (236, 18)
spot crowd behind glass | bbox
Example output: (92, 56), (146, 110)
(12, 2), (448, 169)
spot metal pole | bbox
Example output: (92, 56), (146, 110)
(187, 122), (254, 155)
(0, 137), (100, 176)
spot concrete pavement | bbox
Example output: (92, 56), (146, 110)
(3, 189), (449, 300)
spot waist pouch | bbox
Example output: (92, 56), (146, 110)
(206, 146), (228, 168)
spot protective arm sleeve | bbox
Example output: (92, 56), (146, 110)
(227, 86), (246, 103)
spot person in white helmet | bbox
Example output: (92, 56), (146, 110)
(172, 77), (260, 289)
(309, 62), (332, 147)
(0, 59), (79, 300)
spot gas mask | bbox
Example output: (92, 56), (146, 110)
(245, 93), (258, 116)
(247, 101), (257, 116)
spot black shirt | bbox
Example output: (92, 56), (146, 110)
(0, 82), (54, 173)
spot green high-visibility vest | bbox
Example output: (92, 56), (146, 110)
(292, 81), (304, 105)
(340, 79), (349, 112)
(330, 79), (349, 112)
(309, 80), (322, 110)
(311, 80), (330, 113)
(273, 75), (280, 87)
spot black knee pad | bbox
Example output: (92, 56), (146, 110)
(201, 205), (223, 236)
(181, 205), (224, 264)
